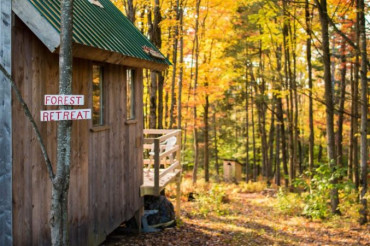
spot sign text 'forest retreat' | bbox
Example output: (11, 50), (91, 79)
(41, 94), (91, 122)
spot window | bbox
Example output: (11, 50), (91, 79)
(126, 69), (135, 120)
(92, 65), (104, 126)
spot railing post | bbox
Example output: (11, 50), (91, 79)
(175, 130), (181, 218)
(176, 131), (181, 168)
(154, 138), (160, 195)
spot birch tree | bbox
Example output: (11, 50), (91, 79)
(50, 0), (74, 245)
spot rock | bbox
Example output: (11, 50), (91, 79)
(144, 195), (176, 228)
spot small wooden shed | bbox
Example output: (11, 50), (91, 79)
(0, 1), (169, 246)
(223, 159), (243, 183)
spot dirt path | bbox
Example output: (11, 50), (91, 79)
(102, 192), (370, 246)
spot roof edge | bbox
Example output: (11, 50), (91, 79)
(12, 0), (60, 52)
(70, 44), (169, 71)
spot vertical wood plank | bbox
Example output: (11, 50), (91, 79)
(12, 19), (146, 245)
(135, 69), (144, 210)
(0, 1), (12, 245)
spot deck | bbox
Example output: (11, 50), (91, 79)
(141, 129), (182, 216)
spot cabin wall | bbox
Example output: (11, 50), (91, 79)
(12, 17), (143, 246)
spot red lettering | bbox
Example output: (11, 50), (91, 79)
(58, 96), (63, 105)
(71, 111), (76, 120)
(49, 111), (55, 121)
(76, 111), (83, 119)
(42, 111), (49, 121)
(83, 110), (90, 118)
(51, 96), (57, 105)
(70, 97), (75, 105)
(45, 96), (50, 105)
(63, 111), (69, 120)
(76, 96), (82, 105)
(55, 111), (62, 120)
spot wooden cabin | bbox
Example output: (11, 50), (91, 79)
(0, 0), (172, 245)
(223, 159), (243, 183)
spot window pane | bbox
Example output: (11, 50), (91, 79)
(92, 65), (103, 126)
(126, 69), (135, 119)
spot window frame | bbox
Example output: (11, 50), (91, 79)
(91, 64), (105, 127)
(126, 68), (136, 121)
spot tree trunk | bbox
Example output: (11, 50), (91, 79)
(144, 69), (150, 128)
(177, 3), (184, 129)
(352, 24), (360, 188)
(251, 88), (257, 182)
(336, 38), (346, 169)
(158, 74), (164, 129)
(275, 46), (289, 187)
(192, 0), (201, 184)
(318, 144), (323, 163)
(245, 68), (250, 182)
(204, 94), (209, 182)
(149, 72), (157, 129)
(50, 1), (74, 245)
(169, 0), (180, 128)
(267, 102), (275, 185)
(306, 0), (314, 177)
(275, 125), (281, 186)
(124, 0), (135, 23)
(288, 7), (300, 176)
(213, 108), (220, 181)
(283, 0), (295, 187)
(315, 0), (340, 214)
(348, 63), (354, 180)
(358, 0), (368, 225)
(148, 0), (162, 129)
(251, 46), (268, 182)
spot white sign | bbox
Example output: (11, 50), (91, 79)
(44, 95), (84, 106)
(41, 109), (91, 122)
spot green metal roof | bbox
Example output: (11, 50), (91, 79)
(28, 0), (170, 66)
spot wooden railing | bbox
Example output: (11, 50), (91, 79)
(143, 129), (182, 196)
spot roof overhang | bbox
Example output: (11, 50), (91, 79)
(70, 44), (169, 71)
(12, 0), (60, 52)
(12, 0), (169, 71)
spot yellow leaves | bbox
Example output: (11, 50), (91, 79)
(270, 89), (290, 98)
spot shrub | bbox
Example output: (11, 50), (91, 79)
(238, 181), (267, 193)
(276, 188), (304, 215)
(193, 183), (230, 217)
(294, 162), (355, 219)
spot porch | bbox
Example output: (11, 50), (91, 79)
(141, 129), (182, 215)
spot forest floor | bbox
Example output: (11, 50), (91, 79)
(102, 179), (370, 246)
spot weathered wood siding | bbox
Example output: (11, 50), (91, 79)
(12, 17), (143, 246)
(0, 1), (13, 245)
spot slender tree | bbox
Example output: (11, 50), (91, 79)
(251, 86), (257, 181)
(358, 0), (368, 225)
(275, 46), (289, 187)
(315, 0), (340, 214)
(336, 38), (346, 169)
(192, 0), (201, 184)
(213, 107), (220, 181)
(124, 0), (135, 23)
(245, 61), (250, 182)
(275, 123), (281, 186)
(177, 0), (184, 129)
(204, 91), (210, 182)
(169, 0), (180, 128)
(148, 0), (163, 129)
(50, 1), (74, 245)
(305, 0), (314, 176)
